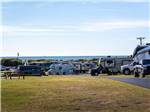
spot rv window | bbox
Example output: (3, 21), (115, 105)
(59, 66), (62, 70)
(132, 62), (137, 66)
(107, 60), (113, 64)
(143, 60), (150, 65)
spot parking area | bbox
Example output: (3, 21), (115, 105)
(109, 77), (150, 89)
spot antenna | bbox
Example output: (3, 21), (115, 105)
(137, 37), (145, 45)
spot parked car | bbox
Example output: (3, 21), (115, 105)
(121, 61), (138, 75)
(17, 65), (44, 76)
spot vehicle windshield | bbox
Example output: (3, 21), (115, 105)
(143, 60), (150, 65)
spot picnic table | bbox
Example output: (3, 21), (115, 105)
(0, 71), (25, 80)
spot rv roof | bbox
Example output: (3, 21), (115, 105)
(133, 45), (148, 57)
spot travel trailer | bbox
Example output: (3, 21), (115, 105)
(91, 56), (132, 75)
(47, 63), (74, 75)
(71, 62), (97, 74)
(81, 62), (97, 73)
(100, 56), (132, 75)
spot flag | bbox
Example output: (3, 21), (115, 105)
(98, 58), (101, 65)
(17, 52), (19, 57)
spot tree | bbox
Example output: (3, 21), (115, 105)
(1, 58), (22, 67)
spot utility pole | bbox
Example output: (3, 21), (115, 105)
(137, 37), (145, 45)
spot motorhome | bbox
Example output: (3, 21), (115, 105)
(121, 43), (150, 76)
(133, 43), (150, 62)
(47, 63), (74, 75)
(132, 43), (150, 76)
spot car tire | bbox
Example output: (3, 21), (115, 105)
(63, 72), (66, 75)
(123, 69), (131, 75)
(56, 72), (59, 75)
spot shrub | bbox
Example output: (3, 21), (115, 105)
(1, 58), (22, 67)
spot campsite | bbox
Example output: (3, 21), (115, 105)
(1, 40), (150, 112)
(2, 75), (150, 112)
(1, 1), (150, 112)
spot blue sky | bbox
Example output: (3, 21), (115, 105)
(1, 0), (150, 56)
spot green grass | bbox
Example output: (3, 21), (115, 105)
(1, 75), (150, 112)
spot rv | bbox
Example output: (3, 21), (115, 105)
(29, 61), (60, 71)
(17, 65), (44, 76)
(132, 43), (150, 77)
(121, 43), (150, 77)
(71, 62), (97, 74)
(100, 56), (132, 75)
(133, 43), (150, 62)
(91, 56), (132, 76)
(47, 63), (74, 75)
(81, 62), (97, 73)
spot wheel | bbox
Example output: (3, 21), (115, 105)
(135, 73), (140, 78)
(123, 69), (131, 75)
(63, 72), (66, 75)
(56, 72), (59, 75)
(91, 72), (96, 76)
(142, 73), (146, 78)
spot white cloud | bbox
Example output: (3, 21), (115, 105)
(0, 20), (149, 33)
(0, 25), (66, 32)
(80, 20), (149, 32)
(2, 0), (149, 3)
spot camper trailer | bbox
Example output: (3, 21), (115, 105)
(91, 56), (132, 76)
(47, 63), (74, 75)
(100, 56), (132, 75)
(81, 62), (97, 73)
(71, 62), (97, 74)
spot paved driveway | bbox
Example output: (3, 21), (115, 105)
(109, 77), (150, 89)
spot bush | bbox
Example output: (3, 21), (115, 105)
(1, 58), (22, 67)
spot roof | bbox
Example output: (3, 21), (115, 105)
(133, 44), (150, 57)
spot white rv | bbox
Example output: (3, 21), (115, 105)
(133, 43), (150, 62)
(81, 62), (97, 73)
(47, 63), (74, 75)
(121, 43), (150, 76)
(100, 56), (132, 75)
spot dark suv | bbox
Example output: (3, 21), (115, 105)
(17, 65), (44, 76)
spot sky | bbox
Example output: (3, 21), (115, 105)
(0, 0), (150, 56)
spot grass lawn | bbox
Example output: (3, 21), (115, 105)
(1, 75), (150, 112)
